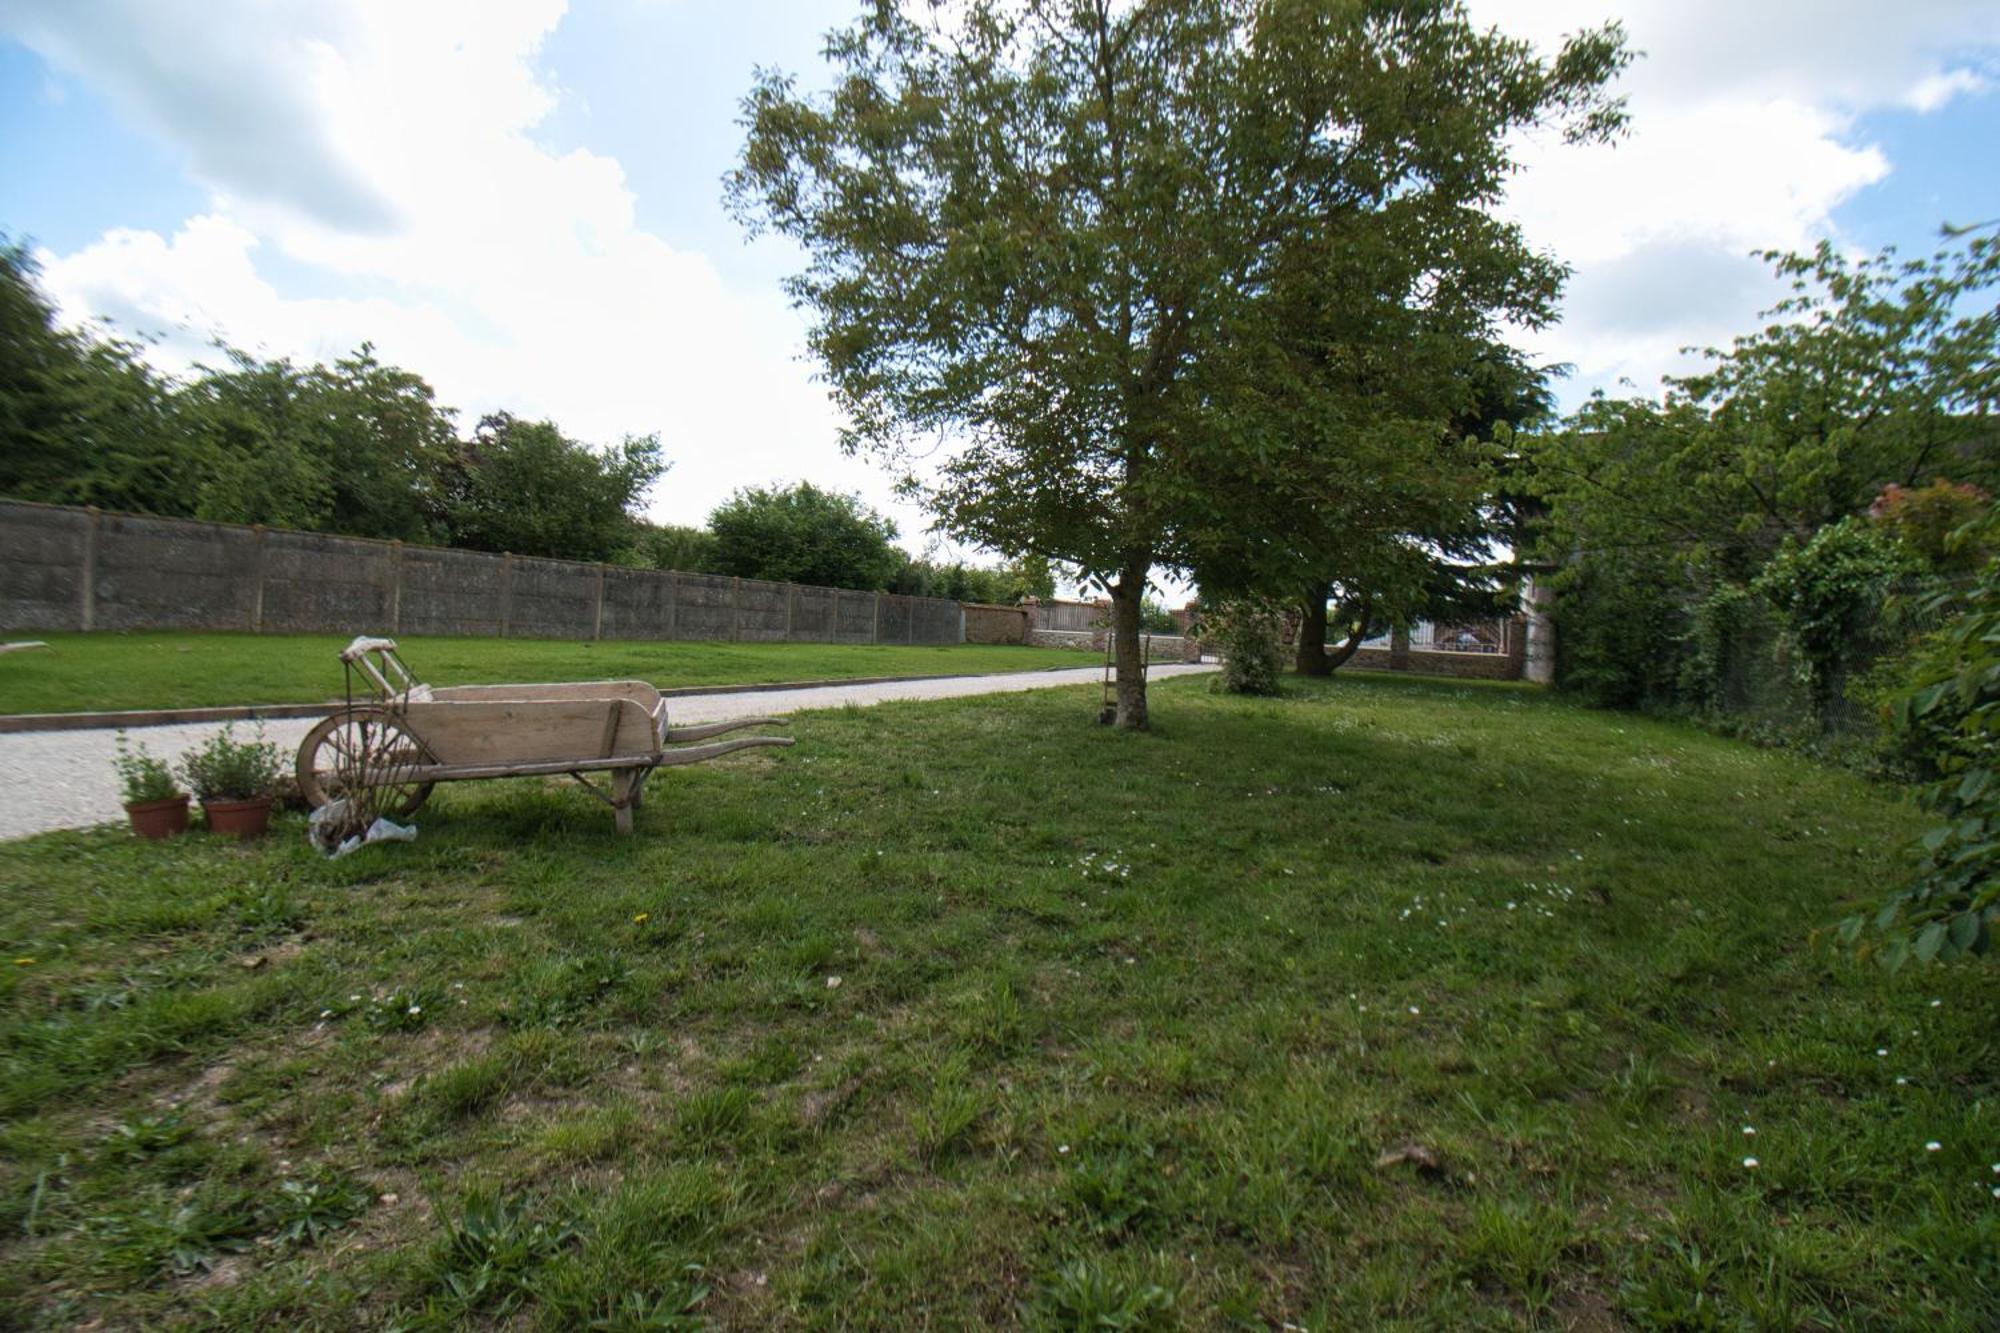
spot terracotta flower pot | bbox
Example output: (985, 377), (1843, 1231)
(202, 795), (275, 840)
(125, 794), (190, 840)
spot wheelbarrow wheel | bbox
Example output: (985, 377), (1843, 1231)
(295, 708), (435, 820)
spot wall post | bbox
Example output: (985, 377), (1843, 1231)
(388, 540), (403, 634)
(872, 592), (882, 644)
(500, 552), (514, 637)
(593, 563), (607, 641)
(785, 583), (795, 641)
(250, 524), (266, 633)
(731, 576), (742, 642)
(1522, 575), (1556, 685)
(79, 506), (100, 631)
(668, 570), (679, 639)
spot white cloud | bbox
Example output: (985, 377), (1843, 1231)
(1904, 67), (1988, 113)
(3, 0), (956, 552)
(1466, 0), (2000, 403)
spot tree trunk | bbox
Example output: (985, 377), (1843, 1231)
(1108, 566), (1149, 730)
(1325, 593), (1372, 671)
(1294, 583), (1331, 676)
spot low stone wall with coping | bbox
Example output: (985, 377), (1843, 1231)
(1026, 628), (1199, 662)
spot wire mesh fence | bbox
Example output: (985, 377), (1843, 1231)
(1695, 574), (1971, 753)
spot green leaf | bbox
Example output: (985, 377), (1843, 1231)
(1883, 936), (1911, 973)
(1948, 911), (1981, 954)
(1912, 921), (1947, 964)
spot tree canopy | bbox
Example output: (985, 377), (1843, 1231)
(439, 413), (665, 562)
(731, 0), (1628, 725)
(706, 481), (906, 590)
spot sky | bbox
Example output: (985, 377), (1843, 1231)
(2, 0), (1997, 582)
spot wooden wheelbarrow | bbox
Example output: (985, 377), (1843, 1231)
(295, 636), (793, 834)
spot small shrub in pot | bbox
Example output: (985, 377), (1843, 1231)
(113, 732), (189, 840)
(178, 725), (284, 839)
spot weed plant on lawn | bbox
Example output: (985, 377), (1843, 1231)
(0, 674), (1993, 1328)
(0, 633), (1093, 715)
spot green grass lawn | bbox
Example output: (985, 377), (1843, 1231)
(1, 674), (1993, 1329)
(0, 633), (1096, 715)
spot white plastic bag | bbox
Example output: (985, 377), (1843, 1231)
(309, 799), (418, 858)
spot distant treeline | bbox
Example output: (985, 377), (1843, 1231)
(0, 240), (1048, 600)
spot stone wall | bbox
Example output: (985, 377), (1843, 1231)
(1023, 597), (1109, 633)
(1344, 616), (1531, 680)
(1026, 628), (1199, 662)
(0, 499), (968, 646)
(963, 602), (1027, 645)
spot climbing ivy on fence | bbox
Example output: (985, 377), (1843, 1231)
(1752, 520), (1919, 718)
(1679, 582), (1753, 714)
(1848, 517), (2000, 966)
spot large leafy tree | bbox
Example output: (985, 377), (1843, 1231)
(890, 553), (1058, 602)
(1258, 347), (1554, 676)
(439, 412), (665, 562)
(0, 241), (183, 515)
(626, 520), (722, 573)
(706, 481), (906, 590)
(731, 0), (1626, 726)
(173, 351), (336, 530)
(311, 346), (461, 542)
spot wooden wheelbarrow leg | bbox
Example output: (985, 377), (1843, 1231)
(567, 768), (649, 835)
(611, 769), (640, 835)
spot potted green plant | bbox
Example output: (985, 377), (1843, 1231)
(178, 724), (284, 840)
(113, 732), (189, 840)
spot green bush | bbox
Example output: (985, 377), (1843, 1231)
(1202, 598), (1286, 696)
(177, 725), (283, 802)
(112, 732), (182, 804)
(1853, 519), (2000, 966)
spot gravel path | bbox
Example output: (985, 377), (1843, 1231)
(0, 662), (1216, 841)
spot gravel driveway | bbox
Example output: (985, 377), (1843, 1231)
(0, 663), (1216, 841)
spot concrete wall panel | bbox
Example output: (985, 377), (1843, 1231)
(0, 503), (88, 631)
(600, 567), (676, 640)
(94, 514), (257, 631)
(509, 556), (599, 640)
(262, 530), (395, 633)
(398, 546), (506, 637)
(736, 578), (789, 642)
(673, 573), (735, 641)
